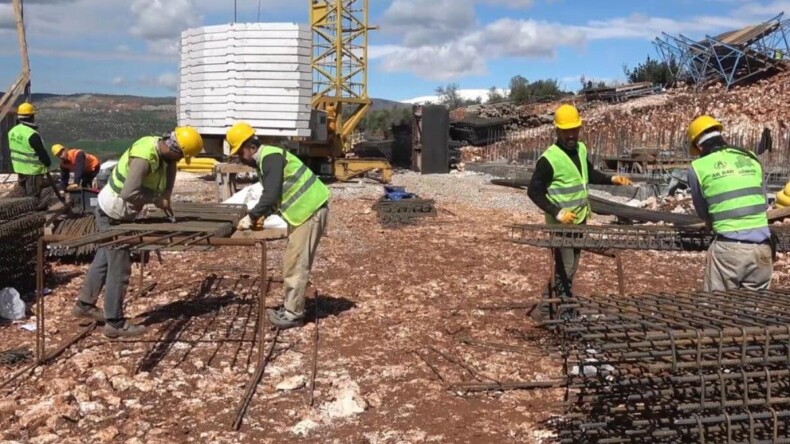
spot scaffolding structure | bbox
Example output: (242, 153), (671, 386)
(654, 13), (790, 90)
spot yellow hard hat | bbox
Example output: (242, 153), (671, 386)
(51, 144), (65, 157)
(554, 104), (582, 130)
(17, 102), (35, 117)
(687, 115), (723, 145)
(225, 122), (255, 155)
(173, 126), (203, 160)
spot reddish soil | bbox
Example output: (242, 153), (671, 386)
(2, 182), (786, 444)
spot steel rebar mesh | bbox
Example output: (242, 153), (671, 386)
(546, 289), (790, 443)
(0, 211), (45, 292)
(508, 224), (790, 252)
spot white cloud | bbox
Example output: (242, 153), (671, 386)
(377, 18), (584, 80)
(139, 72), (178, 91)
(381, 0), (476, 47)
(480, 0), (535, 8)
(130, 0), (201, 55)
(111, 76), (125, 86)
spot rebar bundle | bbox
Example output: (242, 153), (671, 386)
(547, 289), (790, 443)
(0, 202), (45, 292)
(49, 214), (97, 259)
(508, 224), (790, 252)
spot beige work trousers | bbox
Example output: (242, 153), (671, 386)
(704, 239), (773, 292)
(283, 206), (329, 316)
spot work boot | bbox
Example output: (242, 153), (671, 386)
(266, 307), (304, 330)
(103, 321), (146, 338)
(71, 302), (105, 322)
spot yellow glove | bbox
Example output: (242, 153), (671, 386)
(611, 176), (632, 186)
(556, 209), (577, 224)
(237, 215), (253, 231)
(66, 183), (79, 191)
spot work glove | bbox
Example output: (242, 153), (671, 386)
(611, 176), (633, 186)
(556, 209), (577, 224)
(66, 183), (79, 191)
(237, 215), (253, 231)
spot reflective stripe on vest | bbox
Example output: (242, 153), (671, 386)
(257, 145), (330, 227)
(108, 137), (166, 196)
(8, 123), (46, 175)
(540, 142), (590, 224)
(691, 147), (768, 233)
(61, 149), (100, 173)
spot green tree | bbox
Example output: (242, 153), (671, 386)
(435, 83), (465, 110)
(623, 55), (678, 86)
(508, 75), (530, 103)
(487, 86), (504, 103)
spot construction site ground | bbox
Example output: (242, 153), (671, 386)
(2, 171), (789, 444)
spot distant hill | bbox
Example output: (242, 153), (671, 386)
(6, 93), (409, 159)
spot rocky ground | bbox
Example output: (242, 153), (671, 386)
(1, 171), (788, 443)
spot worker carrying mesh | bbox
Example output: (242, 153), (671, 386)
(527, 104), (632, 321)
(686, 115), (773, 291)
(226, 122), (330, 330)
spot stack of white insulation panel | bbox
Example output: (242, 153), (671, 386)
(178, 23), (313, 137)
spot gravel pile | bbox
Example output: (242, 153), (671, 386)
(392, 170), (539, 212)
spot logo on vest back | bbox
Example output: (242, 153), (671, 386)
(734, 156), (751, 169)
(714, 161), (727, 169)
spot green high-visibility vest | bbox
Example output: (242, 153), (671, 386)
(541, 142), (590, 224)
(108, 136), (167, 196)
(257, 145), (330, 227)
(691, 147), (768, 233)
(8, 123), (46, 175)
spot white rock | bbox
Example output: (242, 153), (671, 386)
(322, 379), (368, 419)
(0, 287), (25, 320)
(291, 419), (320, 437)
(276, 375), (306, 391)
(78, 401), (104, 415)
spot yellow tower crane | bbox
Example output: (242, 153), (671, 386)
(306, 0), (392, 183)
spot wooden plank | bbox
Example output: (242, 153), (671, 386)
(215, 163), (255, 174)
(110, 222), (230, 233)
(179, 101), (311, 113)
(768, 206), (790, 222)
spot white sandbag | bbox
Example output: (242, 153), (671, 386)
(222, 183), (288, 230)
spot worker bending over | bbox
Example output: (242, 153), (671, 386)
(226, 122), (330, 330)
(52, 144), (100, 191)
(687, 116), (772, 291)
(72, 127), (203, 337)
(8, 102), (50, 201)
(527, 104), (632, 317)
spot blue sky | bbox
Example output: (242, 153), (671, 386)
(0, 0), (787, 101)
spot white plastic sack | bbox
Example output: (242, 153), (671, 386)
(0, 287), (25, 320)
(222, 183), (288, 230)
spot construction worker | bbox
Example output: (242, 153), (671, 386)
(8, 102), (50, 200)
(225, 122), (330, 330)
(527, 104), (632, 317)
(72, 127), (203, 337)
(51, 144), (100, 191)
(687, 115), (772, 291)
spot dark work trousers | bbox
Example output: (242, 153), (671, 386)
(16, 173), (46, 198)
(552, 247), (581, 297)
(77, 206), (131, 325)
(79, 169), (98, 188)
